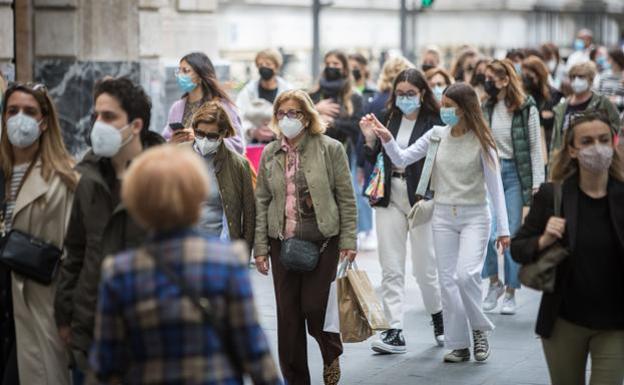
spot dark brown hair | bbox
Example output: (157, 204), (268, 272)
(321, 50), (354, 116)
(444, 83), (498, 165)
(180, 52), (233, 105)
(522, 56), (551, 101)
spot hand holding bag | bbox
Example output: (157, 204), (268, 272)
(408, 131), (441, 228)
(518, 182), (569, 293)
(345, 262), (390, 331)
(337, 262), (373, 343)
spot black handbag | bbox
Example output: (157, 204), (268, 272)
(518, 182), (569, 293)
(280, 238), (330, 273)
(0, 229), (62, 285)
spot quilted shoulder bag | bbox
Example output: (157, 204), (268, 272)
(280, 237), (330, 273)
(518, 182), (569, 293)
(407, 130), (442, 228)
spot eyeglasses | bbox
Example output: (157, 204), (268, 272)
(193, 129), (221, 140)
(276, 110), (303, 120)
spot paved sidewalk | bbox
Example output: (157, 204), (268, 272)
(250, 250), (551, 385)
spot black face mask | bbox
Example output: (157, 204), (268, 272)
(324, 67), (343, 81)
(352, 68), (362, 82)
(259, 67), (275, 81)
(473, 73), (486, 86)
(421, 64), (435, 72)
(484, 80), (500, 98)
(522, 75), (538, 92)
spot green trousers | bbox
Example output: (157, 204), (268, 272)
(542, 317), (624, 385)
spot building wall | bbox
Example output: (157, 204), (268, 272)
(0, 0), (14, 82)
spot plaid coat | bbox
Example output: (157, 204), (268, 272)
(90, 229), (281, 385)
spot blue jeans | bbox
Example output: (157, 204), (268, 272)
(350, 150), (373, 233)
(482, 159), (523, 289)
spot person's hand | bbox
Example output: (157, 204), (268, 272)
(365, 114), (392, 143)
(496, 236), (511, 251)
(540, 110), (554, 120)
(252, 125), (275, 142)
(316, 99), (340, 117)
(170, 128), (195, 144)
(538, 216), (566, 250)
(340, 249), (357, 262)
(255, 256), (270, 275)
(58, 326), (72, 346)
(359, 114), (377, 144)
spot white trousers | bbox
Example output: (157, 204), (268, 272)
(431, 203), (495, 350)
(375, 177), (442, 329)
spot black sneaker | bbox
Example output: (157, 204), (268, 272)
(370, 329), (406, 354)
(431, 311), (444, 347)
(443, 348), (471, 363)
(472, 330), (490, 362)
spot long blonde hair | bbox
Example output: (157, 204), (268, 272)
(1, 84), (78, 192)
(550, 111), (624, 182)
(271, 90), (326, 138)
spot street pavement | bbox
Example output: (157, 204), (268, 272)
(249, 248), (553, 385)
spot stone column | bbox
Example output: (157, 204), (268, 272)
(0, 0), (15, 83)
(33, 0), (141, 155)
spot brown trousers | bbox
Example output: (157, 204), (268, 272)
(542, 317), (624, 385)
(269, 237), (343, 385)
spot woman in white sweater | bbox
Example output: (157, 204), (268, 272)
(481, 59), (545, 315)
(360, 82), (510, 363)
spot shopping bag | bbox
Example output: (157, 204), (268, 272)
(364, 153), (385, 204)
(337, 265), (373, 343)
(346, 262), (390, 331)
(323, 260), (349, 333)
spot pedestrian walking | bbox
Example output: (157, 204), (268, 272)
(363, 82), (510, 363)
(450, 48), (478, 83)
(368, 56), (414, 120)
(163, 52), (244, 153)
(511, 111), (624, 385)
(426, 67), (454, 102)
(566, 29), (594, 72)
(540, 43), (567, 92)
(595, 48), (624, 113)
(550, 62), (620, 156)
(481, 59), (545, 315)
(54, 78), (164, 383)
(521, 56), (564, 155)
(236, 48), (293, 144)
(254, 89), (357, 385)
(0, 82), (79, 385)
(349, 53), (377, 106)
(420, 45), (442, 73)
(185, 101), (255, 249)
(90, 145), (281, 385)
(469, 58), (492, 103)
(360, 68), (444, 353)
(310, 50), (364, 151)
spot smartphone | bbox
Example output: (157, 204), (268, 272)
(169, 122), (185, 131)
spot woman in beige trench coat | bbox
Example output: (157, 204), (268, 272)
(0, 83), (78, 385)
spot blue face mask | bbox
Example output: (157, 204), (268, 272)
(596, 56), (610, 71)
(574, 39), (585, 51)
(395, 95), (421, 115)
(176, 74), (198, 93)
(514, 63), (522, 74)
(433, 86), (445, 102)
(440, 107), (460, 127)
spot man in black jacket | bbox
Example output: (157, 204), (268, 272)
(54, 78), (164, 382)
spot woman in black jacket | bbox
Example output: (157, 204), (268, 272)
(511, 111), (624, 385)
(360, 68), (443, 354)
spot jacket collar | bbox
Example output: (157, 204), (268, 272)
(213, 141), (228, 173)
(273, 130), (312, 155)
(13, 160), (49, 218)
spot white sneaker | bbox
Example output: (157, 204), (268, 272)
(482, 282), (504, 311)
(500, 293), (516, 315)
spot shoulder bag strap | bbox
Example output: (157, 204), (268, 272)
(144, 247), (242, 372)
(415, 132), (442, 199)
(553, 181), (562, 217)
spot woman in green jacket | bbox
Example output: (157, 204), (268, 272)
(254, 89), (357, 385)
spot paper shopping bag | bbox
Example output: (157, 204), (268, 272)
(337, 272), (373, 343)
(346, 263), (390, 331)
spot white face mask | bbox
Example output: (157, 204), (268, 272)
(279, 117), (304, 139)
(547, 60), (557, 73)
(7, 112), (42, 149)
(195, 137), (221, 156)
(90, 120), (133, 157)
(571, 77), (589, 94)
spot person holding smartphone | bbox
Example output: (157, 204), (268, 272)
(163, 52), (245, 154)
